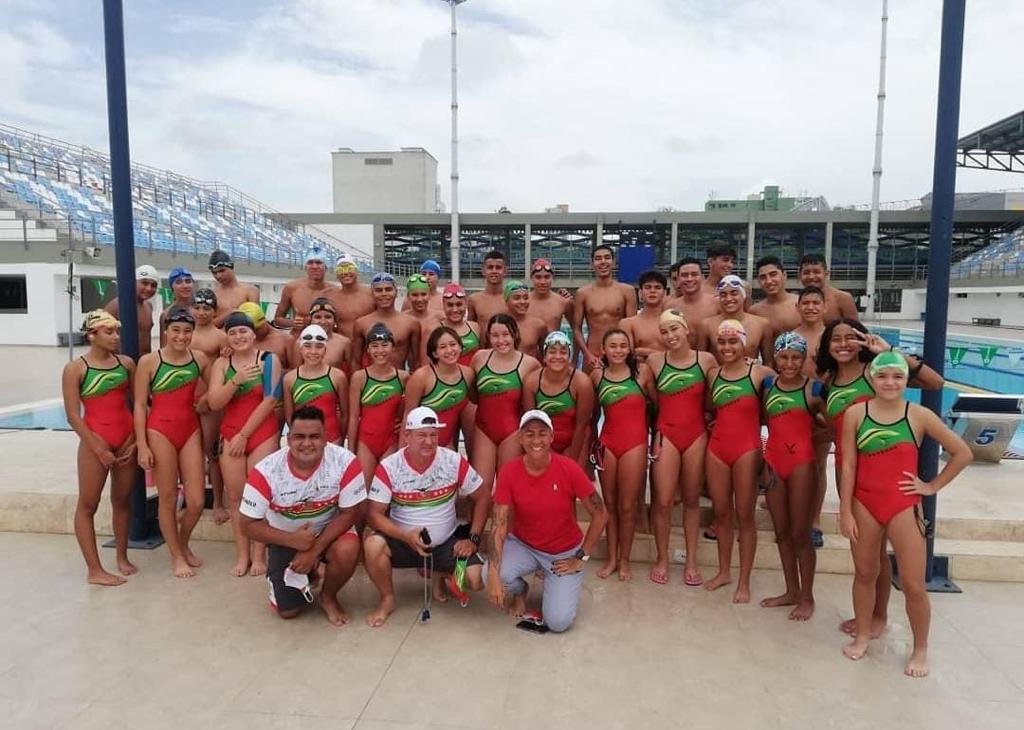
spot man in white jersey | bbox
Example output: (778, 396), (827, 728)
(363, 406), (490, 627)
(239, 406), (366, 625)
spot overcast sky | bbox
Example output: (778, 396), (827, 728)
(2, 0), (1022, 215)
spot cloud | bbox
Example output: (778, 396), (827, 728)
(0, 0), (1021, 216)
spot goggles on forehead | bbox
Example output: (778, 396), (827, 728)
(300, 332), (328, 343)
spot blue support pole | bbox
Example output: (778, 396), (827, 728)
(918, 0), (966, 592)
(102, 0), (162, 548)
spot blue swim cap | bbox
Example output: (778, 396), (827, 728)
(168, 267), (193, 287)
(421, 259), (442, 276)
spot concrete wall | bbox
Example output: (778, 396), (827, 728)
(899, 285), (1024, 327)
(331, 148), (438, 214)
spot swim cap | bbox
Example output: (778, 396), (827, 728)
(503, 280), (529, 300)
(81, 309), (120, 333)
(774, 331), (807, 355)
(168, 267), (193, 287)
(135, 264), (158, 283)
(304, 246), (326, 264)
(334, 253), (357, 272)
(868, 350), (908, 377)
(420, 259), (442, 276)
(372, 272), (395, 286)
(208, 250), (233, 270)
(238, 302), (266, 328)
(299, 324), (329, 344)
(716, 274), (746, 298)
(366, 322), (394, 344)
(531, 258), (553, 273)
(164, 307), (195, 328)
(308, 297), (335, 316)
(192, 288), (217, 308)
(658, 308), (689, 329)
(223, 312), (254, 332)
(406, 273), (430, 293)
(717, 318), (748, 345)
(543, 330), (572, 353)
(442, 283), (466, 298)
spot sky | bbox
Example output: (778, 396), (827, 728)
(2, 0), (1022, 216)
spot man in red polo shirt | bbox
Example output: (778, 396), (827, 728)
(474, 409), (608, 633)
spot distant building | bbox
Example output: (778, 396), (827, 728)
(545, 204), (570, 214)
(705, 185), (830, 213)
(919, 191), (1024, 211)
(332, 147), (440, 213)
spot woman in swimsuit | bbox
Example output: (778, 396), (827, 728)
(442, 283), (481, 453)
(404, 325), (474, 450)
(704, 319), (774, 603)
(522, 330), (594, 463)
(133, 307), (210, 578)
(348, 323), (408, 485)
(817, 319), (943, 637)
(208, 311), (283, 577)
(189, 288), (229, 525)
(61, 309), (137, 586)
(470, 313), (540, 494)
(760, 332), (824, 619)
(839, 351), (972, 677)
(590, 328), (654, 582)
(645, 309), (717, 587)
(284, 324), (348, 444)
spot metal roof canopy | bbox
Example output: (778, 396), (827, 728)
(957, 109), (1024, 172)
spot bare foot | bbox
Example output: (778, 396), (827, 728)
(760, 592), (798, 609)
(842, 638), (869, 661)
(904, 648), (929, 678)
(319, 593), (350, 627)
(508, 593), (527, 618)
(87, 569), (127, 587)
(839, 616), (886, 639)
(117, 557), (138, 576)
(597, 560), (618, 579)
(683, 566), (704, 587)
(732, 585), (751, 604)
(789, 599), (815, 621)
(249, 560), (267, 577)
(212, 505), (230, 525)
(432, 576), (450, 604)
(649, 563), (669, 585)
(366, 595), (395, 628)
(184, 549), (203, 568)
(618, 561), (633, 582)
(172, 557), (195, 578)
(229, 560), (250, 577)
(704, 571), (731, 592)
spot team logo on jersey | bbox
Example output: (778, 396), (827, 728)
(856, 427), (902, 451)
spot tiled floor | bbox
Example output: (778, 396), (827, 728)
(2, 532), (1022, 730)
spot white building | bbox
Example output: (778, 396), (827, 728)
(331, 148), (439, 214)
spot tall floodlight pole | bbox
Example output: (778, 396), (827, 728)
(865, 0), (889, 318)
(444, 0), (467, 282)
(918, 0), (966, 592)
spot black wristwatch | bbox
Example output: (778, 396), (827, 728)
(469, 532), (481, 547)
(574, 548), (590, 562)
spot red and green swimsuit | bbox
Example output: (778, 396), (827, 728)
(654, 354), (706, 453)
(708, 364), (761, 466)
(358, 369), (404, 458)
(221, 352), (280, 454)
(597, 372), (648, 458)
(475, 353), (524, 444)
(763, 377), (815, 480)
(80, 356), (133, 450)
(147, 353), (201, 450)
(854, 401), (920, 524)
(419, 366), (469, 447)
(291, 367), (342, 443)
(534, 369), (577, 453)
(826, 368), (875, 469)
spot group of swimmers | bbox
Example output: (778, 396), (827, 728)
(62, 244), (972, 677)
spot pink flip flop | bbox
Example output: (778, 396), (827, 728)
(684, 571), (704, 587)
(649, 567), (669, 585)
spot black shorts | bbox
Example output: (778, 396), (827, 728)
(266, 533), (358, 613)
(383, 524), (481, 573)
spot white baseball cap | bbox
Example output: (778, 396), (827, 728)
(519, 409), (553, 431)
(405, 406), (444, 430)
(135, 264), (158, 282)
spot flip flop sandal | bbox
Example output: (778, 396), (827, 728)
(684, 571), (704, 587)
(649, 567), (669, 585)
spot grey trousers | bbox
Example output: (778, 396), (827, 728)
(485, 535), (584, 633)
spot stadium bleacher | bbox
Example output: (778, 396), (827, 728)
(0, 123), (370, 269)
(951, 226), (1024, 279)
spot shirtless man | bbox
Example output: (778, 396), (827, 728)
(327, 253), (375, 339)
(190, 287), (230, 524)
(104, 264), (157, 354)
(402, 259), (444, 315)
(572, 245), (637, 370)
(404, 273), (443, 362)
(750, 255), (801, 339)
(697, 275), (773, 365)
(159, 267), (194, 345)
(619, 270), (668, 361)
(668, 257), (719, 344)
(798, 253), (859, 323)
(527, 258), (573, 332)
(702, 243), (739, 295)
(793, 286), (826, 375)
(288, 298), (351, 370)
(238, 301), (292, 368)
(467, 250), (508, 337)
(504, 280), (548, 359)
(273, 246), (337, 334)
(667, 261), (683, 298)
(351, 273), (421, 372)
(208, 250), (260, 326)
